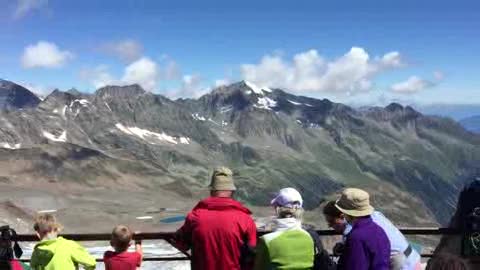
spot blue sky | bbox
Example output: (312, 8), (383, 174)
(0, 0), (479, 105)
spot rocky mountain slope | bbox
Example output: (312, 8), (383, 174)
(0, 79), (40, 110)
(1, 79), (479, 227)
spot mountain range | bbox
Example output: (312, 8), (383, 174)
(1, 78), (479, 227)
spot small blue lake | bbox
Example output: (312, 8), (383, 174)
(160, 215), (186, 224)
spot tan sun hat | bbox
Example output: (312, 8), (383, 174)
(335, 188), (374, 217)
(209, 167), (236, 191)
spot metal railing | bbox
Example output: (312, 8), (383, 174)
(13, 228), (465, 262)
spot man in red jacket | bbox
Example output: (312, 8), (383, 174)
(172, 167), (257, 270)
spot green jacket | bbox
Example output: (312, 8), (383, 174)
(30, 237), (96, 270)
(254, 218), (314, 270)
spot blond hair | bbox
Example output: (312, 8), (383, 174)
(111, 225), (133, 251)
(33, 214), (63, 234)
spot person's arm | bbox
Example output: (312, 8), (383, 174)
(343, 235), (368, 270)
(253, 238), (269, 270)
(170, 213), (193, 252)
(241, 216), (258, 270)
(246, 217), (257, 249)
(135, 239), (143, 267)
(70, 241), (96, 270)
(29, 247), (43, 270)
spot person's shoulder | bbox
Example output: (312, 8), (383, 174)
(60, 237), (84, 248)
(348, 226), (368, 241)
(104, 250), (115, 258)
(125, 251), (141, 258)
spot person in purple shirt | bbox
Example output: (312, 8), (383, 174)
(335, 188), (391, 270)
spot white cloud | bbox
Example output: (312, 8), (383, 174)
(79, 65), (117, 89)
(390, 76), (435, 94)
(80, 56), (209, 96)
(81, 57), (159, 91)
(13, 0), (48, 19)
(241, 47), (405, 95)
(21, 41), (74, 69)
(121, 57), (159, 91)
(214, 79), (230, 87)
(379, 51), (403, 68)
(168, 74), (209, 98)
(100, 40), (143, 63)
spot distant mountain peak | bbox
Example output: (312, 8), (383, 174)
(0, 79), (40, 110)
(242, 80), (273, 95)
(95, 84), (146, 99)
(386, 102), (404, 112)
(66, 88), (82, 96)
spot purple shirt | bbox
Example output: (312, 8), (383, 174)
(341, 216), (390, 270)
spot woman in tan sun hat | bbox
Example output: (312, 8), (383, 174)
(335, 188), (391, 270)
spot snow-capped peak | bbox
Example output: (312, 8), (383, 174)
(244, 81), (272, 95)
(254, 96), (277, 110)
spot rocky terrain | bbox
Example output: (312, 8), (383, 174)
(0, 78), (479, 235)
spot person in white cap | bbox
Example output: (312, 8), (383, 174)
(254, 187), (332, 270)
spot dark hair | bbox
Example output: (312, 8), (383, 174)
(0, 226), (23, 270)
(323, 201), (343, 218)
(426, 253), (469, 270)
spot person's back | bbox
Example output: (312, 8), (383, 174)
(104, 251), (141, 270)
(344, 217), (391, 270)
(335, 188), (390, 270)
(256, 219), (314, 270)
(173, 167), (257, 270)
(104, 225), (143, 270)
(254, 188), (316, 270)
(31, 237), (96, 270)
(370, 211), (421, 270)
(183, 196), (256, 270)
(30, 214), (96, 270)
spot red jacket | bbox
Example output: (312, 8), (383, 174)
(174, 197), (257, 270)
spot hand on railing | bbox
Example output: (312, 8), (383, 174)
(134, 231), (143, 262)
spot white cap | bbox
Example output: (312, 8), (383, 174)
(270, 187), (303, 208)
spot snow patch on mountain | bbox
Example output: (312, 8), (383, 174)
(255, 97), (277, 110)
(244, 81), (271, 95)
(192, 113), (206, 121)
(1, 143), (21, 149)
(69, 99), (90, 108)
(104, 102), (112, 112)
(263, 87), (272, 92)
(208, 118), (221, 126)
(43, 130), (67, 142)
(220, 106), (233, 113)
(115, 123), (190, 145)
(179, 137), (190, 144)
(288, 100), (302, 106)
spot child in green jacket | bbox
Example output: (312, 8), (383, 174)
(30, 214), (96, 270)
